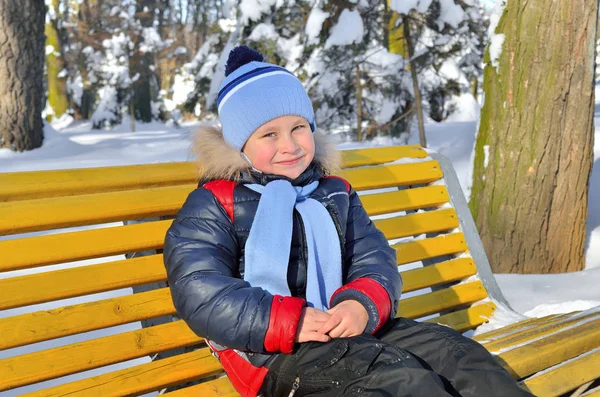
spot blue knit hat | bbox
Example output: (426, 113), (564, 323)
(217, 46), (316, 151)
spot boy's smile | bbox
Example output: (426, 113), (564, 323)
(242, 115), (315, 179)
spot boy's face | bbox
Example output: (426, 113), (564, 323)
(242, 115), (315, 180)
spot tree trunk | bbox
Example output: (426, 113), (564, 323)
(403, 18), (427, 148)
(0, 0), (46, 151)
(470, 0), (597, 273)
(45, 1), (69, 120)
(356, 64), (363, 141)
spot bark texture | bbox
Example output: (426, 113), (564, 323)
(470, 0), (597, 273)
(0, 0), (46, 151)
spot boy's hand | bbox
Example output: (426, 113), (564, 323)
(318, 300), (368, 338)
(295, 307), (332, 343)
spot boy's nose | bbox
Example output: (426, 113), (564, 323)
(279, 135), (300, 153)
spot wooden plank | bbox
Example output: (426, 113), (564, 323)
(424, 303), (497, 333)
(0, 146), (426, 202)
(393, 233), (467, 265)
(483, 312), (600, 352)
(0, 288), (175, 350)
(0, 254), (166, 311)
(522, 348), (600, 397)
(1, 209), (457, 273)
(582, 388), (600, 397)
(341, 145), (428, 168)
(340, 161), (443, 190)
(0, 162), (198, 202)
(0, 185), (192, 235)
(0, 320), (202, 392)
(162, 377), (237, 397)
(359, 186), (449, 216)
(473, 313), (568, 343)
(400, 258), (477, 293)
(22, 348), (223, 397)
(0, 184), (449, 236)
(495, 315), (600, 379)
(0, 220), (169, 272)
(374, 208), (459, 240)
(397, 281), (488, 320)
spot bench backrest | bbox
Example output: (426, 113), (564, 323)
(0, 145), (503, 396)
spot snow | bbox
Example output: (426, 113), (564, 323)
(306, 7), (330, 43)
(487, 0), (507, 70)
(389, 0), (433, 14)
(248, 23), (277, 41)
(324, 9), (364, 49)
(438, 0), (467, 29)
(489, 33), (505, 70)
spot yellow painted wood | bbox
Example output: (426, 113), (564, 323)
(0, 184), (448, 236)
(162, 377), (238, 397)
(495, 316), (600, 379)
(360, 186), (449, 216)
(0, 288), (175, 350)
(374, 208), (459, 240)
(484, 312), (598, 352)
(340, 145), (427, 168)
(340, 161), (443, 190)
(22, 348), (223, 397)
(0, 320), (202, 392)
(400, 258), (477, 293)
(582, 388), (600, 397)
(393, 233), (468, 265)
(0, 184), (192, 235)
(0, 146), (425, 202)
(0, 161), (198, 202)
(522, 349), (600, 397)
(473, 313), (567, 343)
(397, 281), (488, 320)
(0, 220), (169, 272)
(0, 254), (166, 311)
(424, 303), (497, 333)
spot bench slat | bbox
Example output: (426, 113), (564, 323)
(0, 221), (169, 273)
(1, 208), (458, 274)
(424, 303), (496, 333)
(22, 348), (222, 397)
(483, 312), (599, 352)
(1, 259), (479, 349)
(393, 233), (467, 265)
(0, 320), (202, 392)
(341, 161), (443, 190)
(401, 258), (477, 293)
(0, 288), (174, 350)
(0, 162), (198, 202)
(0, 255), (165, 311)
(522, 348), (600, 397)
(374, 208), (458, 240)
(341, 145), (427, 168)
(162, 377), (237, 397)
(0, 184), (449, 236)
(398, 281), (488, 320)
(496, 315), (600, 379)
(473, 313), (567, 343)
(0, 146), (427, 202)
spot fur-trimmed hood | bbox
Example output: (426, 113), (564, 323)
(191, 124), (342, 183)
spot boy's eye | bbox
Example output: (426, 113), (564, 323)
(292, 124), (306, 132)
(262, 132), (276, 138)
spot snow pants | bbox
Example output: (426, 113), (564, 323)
(259, 317), (535, 397)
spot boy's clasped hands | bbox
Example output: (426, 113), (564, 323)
(295, 300), (369, 343)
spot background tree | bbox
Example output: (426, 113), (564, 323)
(0, 0), (46, 151)
(470, 0), (598, 274)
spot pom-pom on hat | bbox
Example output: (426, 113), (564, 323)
(217, 46), (315, 151)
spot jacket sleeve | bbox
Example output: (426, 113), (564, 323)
(329, 186), (402, 334)
(163, 187), (305, 354)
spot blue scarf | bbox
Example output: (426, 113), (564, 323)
(244, 180), (342, 310)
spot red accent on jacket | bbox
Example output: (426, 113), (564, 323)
(264, 295), (306, 354)
(203, 180), (237, 222)
(330, 277), (392, 333)
(323, 175), (351, 193)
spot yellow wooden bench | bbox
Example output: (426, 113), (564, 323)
(1, 144), (600, 397)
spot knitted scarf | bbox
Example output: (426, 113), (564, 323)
(244, 180), (342, 310)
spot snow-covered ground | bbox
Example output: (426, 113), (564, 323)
(1, 96), (600, 394)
